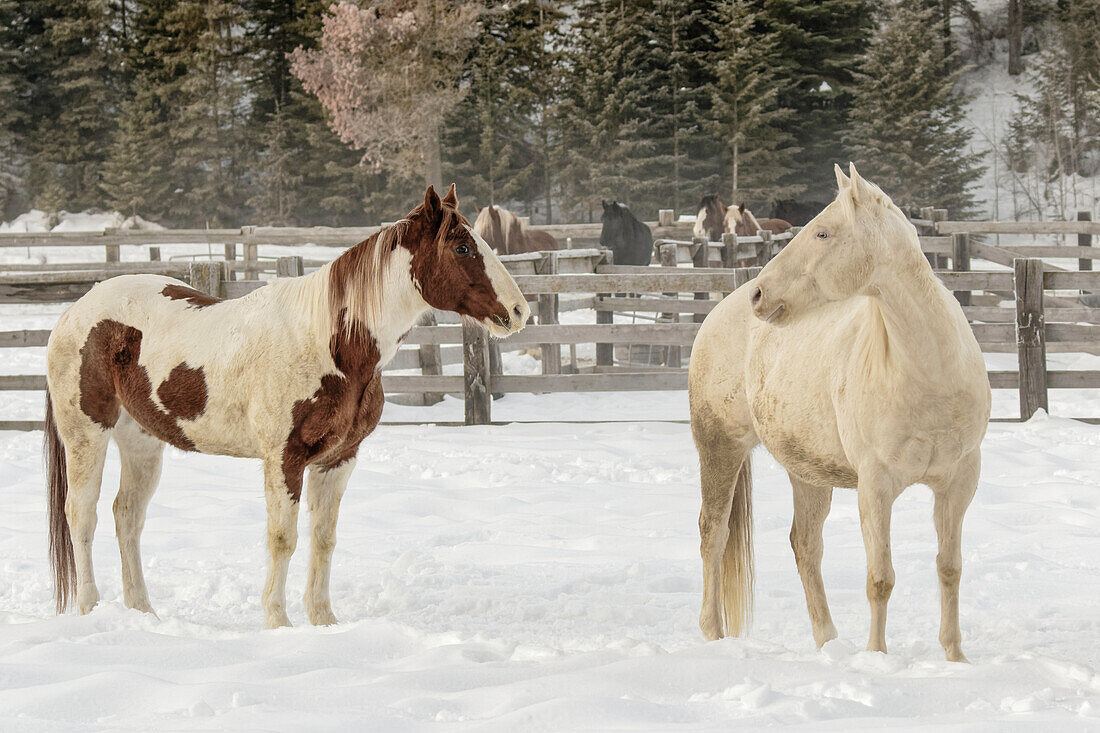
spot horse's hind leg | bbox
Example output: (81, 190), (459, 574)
(112, 413), (164, 614)
(931, 451), (980, 663)
(304, 460), (355, 626)
(64, 428), (111, 614)
(693, 410), (755, 641)
(788, 476), (837, 648)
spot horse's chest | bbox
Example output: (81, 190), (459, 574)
(746, 331), (858, 488)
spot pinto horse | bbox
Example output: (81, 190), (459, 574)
(693, 193), (727, 242)
(690, 165), (989, 661)
(45, 184), (530, 628)
(472, 204), (559, 254)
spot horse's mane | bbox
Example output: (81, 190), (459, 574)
(473, 204), (524, 253)
(726, 204), (762, 236)
(326, 221), (406, 336)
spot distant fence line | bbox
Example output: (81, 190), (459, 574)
(2, 208), (1100, 428)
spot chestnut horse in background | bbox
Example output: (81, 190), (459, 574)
(726, 202), (792, 237)
(45, 184), (530, 628)
(473, 204), (559, 254)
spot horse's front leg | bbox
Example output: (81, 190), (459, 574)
(262, 458), (301, 628)
(304, 460), (356, 626)
(857, 466), (902, 653)
(788, 476), (837, 648)
(931, 451), (980, 663)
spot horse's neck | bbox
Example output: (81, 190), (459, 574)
(277, 246), (428, 367)
(861, 262), (969, 378)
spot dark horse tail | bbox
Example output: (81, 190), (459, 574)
(44, 387), (75, 613)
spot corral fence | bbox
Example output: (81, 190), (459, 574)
(2, 210), (1100, 428)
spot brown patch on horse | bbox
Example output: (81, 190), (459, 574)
(156, 364), (208, 420)
(526, 229), (559, 252)
(161, 284), (221, 308)
(281, 310), (384, 501)
(77, 319), (200, 450)
(756, 218), (792, 234)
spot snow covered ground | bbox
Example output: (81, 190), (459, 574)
(1, 304), (1099, 730)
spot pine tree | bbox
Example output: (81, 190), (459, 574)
(443, 0), (566, 220)
(554, 0), (643, 220)
(0, 0), (27, 216)
(245, 0), (364, 225)
(846, 2), (985, 214)
(758, 0), (875, 217)
(708, 0), (800, 210)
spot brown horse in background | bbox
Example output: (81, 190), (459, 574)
(726, 203), (792, 237)
(473, 204), (559, 254)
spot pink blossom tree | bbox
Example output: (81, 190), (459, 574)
(290, 0), (481, 189)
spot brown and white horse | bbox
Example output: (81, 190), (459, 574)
(472, 204), (559, 254)
(726, 202), (792, 237)
(693, 193), (728, 242)
(44, 184), (530, 628)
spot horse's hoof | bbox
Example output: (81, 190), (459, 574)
(265, 611), (292, 629)
(699, 616), (723, 642)
(77, 585), (99, 615)
(308, 608), (338, 626)
(944, 646), (969, 663)
(813, 623), (838, 649)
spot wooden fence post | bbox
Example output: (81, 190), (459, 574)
(148, 246), (161, 262)
(756, 229), (773, 264)
(1014, 257), (1047, 420)
(733, 266), (755, 292)
(596, 250), (613, 367)
(243, 242), (259, 279)
(692, 236), (709, 324)
(931, 209), (949, 268)
(658, 209), (674, 227)
(659, 242), (680, 367)
(416, 311), (443, 406)
(275, 256), (303, 278)
(224, 243), (238, 281)
(1078, 211), (1092, 283)
(952, 233), (971, 306)
(188, 261), (224, 298)
(539, 251), (561, 375)
(105, 243), (120, 263)
(463, 319), (491, 425)
(720, 232), (736, 269)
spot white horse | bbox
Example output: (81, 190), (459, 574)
(689, 164), (990, 662)
(45, 184), (530, 628)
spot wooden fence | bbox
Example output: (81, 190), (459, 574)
(3, 212), (1100, 428)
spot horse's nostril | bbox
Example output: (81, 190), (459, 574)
(512, 304), (523, 319)
(751, 287), (763, 306)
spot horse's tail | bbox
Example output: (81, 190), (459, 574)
(44, 387), (75, 613)
(721, 456), (754, 637)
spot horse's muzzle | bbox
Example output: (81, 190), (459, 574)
(750, 286), (786, 324)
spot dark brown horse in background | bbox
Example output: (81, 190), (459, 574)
(693, 193), (727, 242)
(726, 203), (792, 237)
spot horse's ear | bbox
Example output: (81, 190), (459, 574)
(738, 202), (746, 213)
(601, 200), (608, 209)
(423, 185), (442, 221)
(473, 203), (480, 213)
(834, 163), (851, 191)
(847, 162), (875, 204)
(442, 182), (457, 208)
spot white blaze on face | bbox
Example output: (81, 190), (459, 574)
(466, 225), (530, 336)
(693, 208), (707, 239)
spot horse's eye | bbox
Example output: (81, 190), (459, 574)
(816, 230), (830, 240)
(455, 244), (471, 256)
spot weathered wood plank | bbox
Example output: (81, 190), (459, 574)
(493, 372), (689, 392)
(0, 330), (51, 347)
(934, 271), (1015, 291)
(381, 375), (464, 392)
(992, 245), (1100, 260)
(0, 281), (96, 303)
(1044, 271), (1100, 289)
(463, 320), (491, 425)
(0, 261), (192, 275)
(0, 375), (47, 390)
(596, 296), (717, 314)
(937, 220), (1100, 235)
